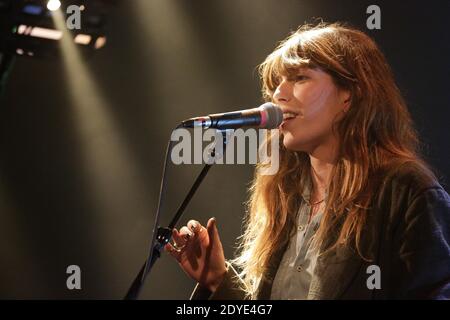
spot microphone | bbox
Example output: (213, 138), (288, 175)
(181, 102), (283, 130)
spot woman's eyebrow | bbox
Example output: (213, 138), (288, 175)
(298, 66), (317, 72)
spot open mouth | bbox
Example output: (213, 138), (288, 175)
(282, 112), (298, 121)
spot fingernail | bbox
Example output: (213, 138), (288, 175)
(191, 222), (197, 230)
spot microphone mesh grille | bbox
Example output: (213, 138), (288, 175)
(260, 102), (283, 129)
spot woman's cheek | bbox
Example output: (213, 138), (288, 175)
(303, 94), (331, 119)
(282, 124), (316, 150)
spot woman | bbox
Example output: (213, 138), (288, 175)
(165, 22), (450, 299)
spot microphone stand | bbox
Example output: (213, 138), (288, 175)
(124, 129), (230, 300)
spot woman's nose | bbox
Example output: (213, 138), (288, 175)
(273, 79), (292, 103)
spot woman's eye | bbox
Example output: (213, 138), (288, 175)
(294, 75), (308, 82)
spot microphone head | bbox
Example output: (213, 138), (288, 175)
(259, 102), (283, 129)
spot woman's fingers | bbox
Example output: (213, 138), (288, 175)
(206, 217), (218, 241)
(187, 220), (199, 232)
(164, 243), (181, 261)
(172, 228), (189, 247)
(179, 226), (194, 242)
(165, 220), (208, 260)
(188, 219), (206, 236)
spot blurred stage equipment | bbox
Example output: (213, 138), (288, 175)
(0, 0), (118, 59)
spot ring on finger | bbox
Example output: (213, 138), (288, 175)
(172, 242), (186, 252)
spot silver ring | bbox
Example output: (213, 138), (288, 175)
(172, 242), (186, 252)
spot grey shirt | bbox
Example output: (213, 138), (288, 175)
(270, 183), (326, 300)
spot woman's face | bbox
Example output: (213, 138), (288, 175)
(273, 67), (350, 153)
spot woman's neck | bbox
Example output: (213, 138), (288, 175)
(309, 150), (337, 201)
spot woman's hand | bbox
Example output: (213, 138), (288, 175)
(165, 217), (227, 292)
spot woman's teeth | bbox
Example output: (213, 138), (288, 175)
(283, 112), (298, 120)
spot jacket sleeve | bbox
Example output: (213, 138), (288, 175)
(394, 186), (450, 299)
(190, 262), (250, 300)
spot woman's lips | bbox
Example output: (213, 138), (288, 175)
(280, 112), (298, 128)
(283, 112), (298, 120)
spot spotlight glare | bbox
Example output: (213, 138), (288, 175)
(17, 25), (27, 34)
(95, 37), (107, 50)
(30, 26), (62, 40)
(74, 34), (92, 45)
(47, 0), (61, 12)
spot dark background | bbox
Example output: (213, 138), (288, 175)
(0, 0), (449, 299)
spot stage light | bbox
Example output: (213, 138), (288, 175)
(17, 24), (62, 40)
(16, 24), (28, 34)
(2, 0), (114, 58)
(74, 34), (92, 45)
(46, 0), (61, 12)
(31, 26), (62, 40)
(94, 37), (106, 49)
(23, 4), (44, 15)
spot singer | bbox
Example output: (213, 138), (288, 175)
(164, 22), (450, 299)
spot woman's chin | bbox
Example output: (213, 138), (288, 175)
(282, 135), (312, 152)
(282, 136), (302, 151)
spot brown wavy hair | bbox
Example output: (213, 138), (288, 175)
(231, 22), (436, 297)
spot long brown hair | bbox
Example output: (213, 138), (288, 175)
(231, 22), (436, 297)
